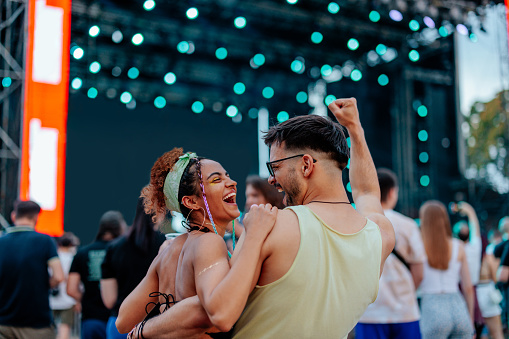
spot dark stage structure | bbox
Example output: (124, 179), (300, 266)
(1, 0), (506, 242)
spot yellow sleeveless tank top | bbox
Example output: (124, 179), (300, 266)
(232, 205), (382, 339)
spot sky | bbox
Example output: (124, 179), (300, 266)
(457, 4), (509, 116)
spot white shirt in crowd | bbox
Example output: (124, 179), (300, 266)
(359, 209), (426, 324)
(464, 235), (482, 286)
(49, 250), (76, 310)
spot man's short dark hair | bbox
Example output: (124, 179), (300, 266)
(377, 168), (398, 203)
(95, 211), (124, 241)
(263, 115), (350, 169)
(13, 200), (41, 220)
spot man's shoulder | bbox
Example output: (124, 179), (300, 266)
(274, 208), (300, 229)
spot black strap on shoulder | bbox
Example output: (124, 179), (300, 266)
(392, 248), (411, 271)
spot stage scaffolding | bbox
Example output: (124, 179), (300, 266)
(0, 0), (25, 228)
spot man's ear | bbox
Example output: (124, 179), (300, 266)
(10, 211), (16, 223)
(301, 154), (315, 178)
(182, 195), (201, 211)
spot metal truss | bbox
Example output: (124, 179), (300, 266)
(0, 0), (25, 228)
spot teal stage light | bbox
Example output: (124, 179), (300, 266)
(351, 69), (362, 81)
(417, 105), (428, 117)
(325, 95), (336, 105)
(418, 130), (428, 142)
(120, 91), (132, 104)
(296, 91), (307, 103)
(186, 7), (199, 19)
(328, 2), (340, 14)
(233, 82), (246, 95)
(378, 74), (389, 86)
(234, 17), (247, 29)
(253, 54), (265, 66)
(419, 152), (429, 163)
(262, 87), (274, 99)
(409, 20), (420, 31)
(127, 67), (139, 79)
(420, 175), (430, 187)
(192, 101), (204, 113)
(154, 96), (166, 109)
(369, 11), (380, 22)
(87, 87), (98, 99)
(409, 50), (420, 62)
(347, 38), (359, 51)
(277, 111), (289, 122)
(311, 32), (323, 44)
(226, 105), (238, 117)
(164, 72), (176, 85)
(71, 77), (82, 90)
(132, 33), (144, 45)
(216, 47), (228, 60)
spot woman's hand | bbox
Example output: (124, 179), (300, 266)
(242, 203), (278, 242)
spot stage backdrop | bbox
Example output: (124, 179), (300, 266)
(65, 75), (392, 244)
(65, 93), (259, 244)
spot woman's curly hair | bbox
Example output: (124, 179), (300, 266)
(141, 147), (204, 228)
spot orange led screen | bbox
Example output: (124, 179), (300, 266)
(20, 0), (71, 236)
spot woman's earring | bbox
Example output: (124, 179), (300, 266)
(184, 206), (207, 230)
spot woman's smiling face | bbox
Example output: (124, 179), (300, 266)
(197, 159), (240, 229)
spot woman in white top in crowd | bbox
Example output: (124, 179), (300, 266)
(419, 200), (474, 339)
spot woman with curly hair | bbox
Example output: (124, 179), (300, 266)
(115, 148), (277, 338)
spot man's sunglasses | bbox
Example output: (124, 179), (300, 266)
(266, 154), (317, 177)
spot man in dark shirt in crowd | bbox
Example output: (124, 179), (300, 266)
(0, 200), (64, 339)
(67, 211), (125, 339)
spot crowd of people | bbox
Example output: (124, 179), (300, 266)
(1, 98), (509, 339)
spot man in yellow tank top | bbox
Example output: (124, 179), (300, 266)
(126, 98), (395, 338)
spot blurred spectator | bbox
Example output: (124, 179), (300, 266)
(67, 211), (125, 339)
(0, 200), (64, 339)
(419, 201), (474, 339)
(487, 229), (503, 255)
(477, 235), (504, 339)
(356, 168), (425, 339)
(225, 175), (284, 252)
(100, 197), (165, 339)
(244, 175), (284, 211)
(494, 216), (509, 333)
(50, 232), (80, 339)
(452, 202), (483, 336)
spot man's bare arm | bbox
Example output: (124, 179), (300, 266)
(328, 98), (395, 260)
(458, 202), (480, 239)
(67, 272), (82, 302)
(409, 263), (423, 288)
(100, 278), (118, 309)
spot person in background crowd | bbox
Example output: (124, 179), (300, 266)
(477, 235), (504, 339)
(494, 217), (509, 258)
(100, 197), (166, 339)
(224, 175), (284, 251)
(244, 175), (285, 212)
(494, 216), (509, 333)
(452, 201), (484, 336)
(67, 211), (125, 339)
(419, 200), (474, 339)
(356, 168), (425, 339)
(487, 229), (503, 256)
(0, 200), (64, 339)
(50, 232), (80, 339)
